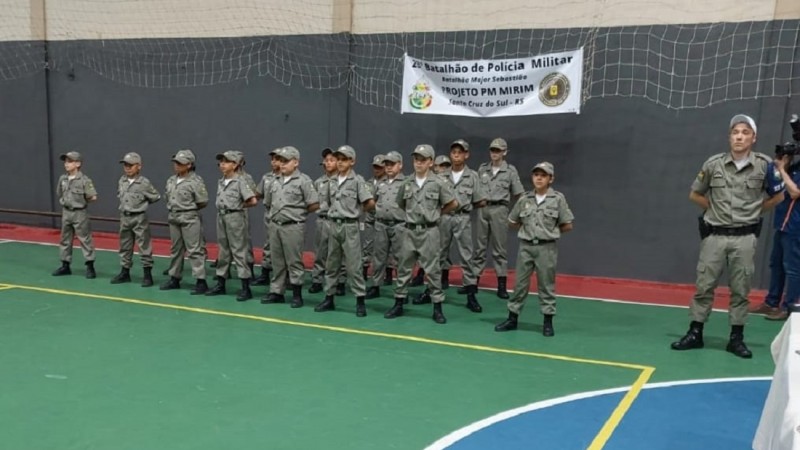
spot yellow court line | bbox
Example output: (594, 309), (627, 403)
(0, 285), (14, 291)
(8, 283), (655, 448)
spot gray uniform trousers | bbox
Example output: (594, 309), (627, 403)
(167, 211), (207, 280)
(216, 211), (252, 280)
(396, 226), (445, 303)
(689, 234), (757, 325)
(371, 221), (403, 286)
(362, 221), (375, 269)
(118, 213), (154, 268)
(440, 213), (479, 285)
(508, 241), (558, 315)
(474, 204), (510, 276)
(311, 218), (346, 284)
(259, 210), (272, 270)
(269, 222), (306, 294)
(59, 209), (96, 263)
(324, 222), (366, 296)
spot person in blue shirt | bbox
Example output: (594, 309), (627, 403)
(750, 153), (800, 320)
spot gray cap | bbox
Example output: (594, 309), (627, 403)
(231, 150), (246, 166)
(334, 145), (356, 160)
(172, 149), (196, 164)
(489, 138), (508, 151)
(384, 151), (403, 164)
(60, 151), (82, 162)
(275, 146), (300, 161)
(372, 154), (386, 167)
(119, 152), (142, 165)
(435, 155), (451, 166)
(216, 150), (243, 164)
(531, 161), (554, 176)
(269, 147), (282, 156)
(730, 114), (757, 134)
(411, 144), (435, 159)
(450, 139), (470, 152)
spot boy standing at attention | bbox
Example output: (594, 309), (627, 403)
(52, 151), (98, 279)
(494, 162), (574, 336)
(207, 151), (258, 301)
(111, 152), (161, 287)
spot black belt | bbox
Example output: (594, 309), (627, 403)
(709, 224), (759, 236)
(218, 209), (243, 215)
(377, 219), (403, 226)
(272, 219), (305, 225)
(121, 211), (144, 217)
(329, 218), (358, 224)
(520, 238), (556, 245)
(170, 209), (197, 213)
(405, 222), (438, 230)
(487, 201), (508, 206)
(63, 206), (86, 211)
(450, 210), (471, 215)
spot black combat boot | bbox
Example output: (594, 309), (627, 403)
(160, 276), (180, 290)
(441, 269), (450, 290)
(236, 278), (253, 302)
(465, 286), (482, 313)
(542, 314), (555, 337)
(432, 302), (447, 324)
(251, 268), (270, 286)
(384, 268), (393, 286)
(458, 276), (478, 294)
(110, 268), (131, 284)
(261, 292), (286, 304)
(52, 261), (71, 276)
(315, 295), (336, 312)
(141, 267), (154, 287)
(496, 276), (509, 299)
(365, 286), (380, 299)
(308, 282), (323, 294)
(205, 276), (226, 296)
(85, 261), (96, 279)
(726, 325), (753, 359)
(411, 268), (425, 286)
(494, 312), (519, 332)
(412, 288), (432, 305)
(384, 298), (404, 319)
(671, 321), (705, 350)
(335, 283), (346, 296)
(355, 296), (367, 317)
(290, 284), (304, 308)
(190, 279), (208, 295)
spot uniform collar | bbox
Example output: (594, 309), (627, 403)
(722, 151), (753, 168)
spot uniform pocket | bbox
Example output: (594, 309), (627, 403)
(709, 177), (726, 188)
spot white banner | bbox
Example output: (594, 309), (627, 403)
(401, 49), (583, 117)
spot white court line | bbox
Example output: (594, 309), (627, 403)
(425, 376), (772, 450)
(0, 239), (11, 244)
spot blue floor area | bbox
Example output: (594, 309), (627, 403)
(447, 379), (770, 450)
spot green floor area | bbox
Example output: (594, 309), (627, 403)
(0, 242), (782, 449)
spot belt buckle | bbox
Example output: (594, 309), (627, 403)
(532, 239), (539, 244)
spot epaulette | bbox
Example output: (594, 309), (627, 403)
(753, 152), (772, 163)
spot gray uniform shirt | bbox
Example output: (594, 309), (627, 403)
(326, 172), (373, 219)
(509, 188), (574, 241)
(442, 166), (486, 212)
(396, 175), (456, 224)
(166, 172), (208, 211)
(264, 171), (319, 222)
(692, 152), (772, 227)
(477, 161), (525, 203)
(374, 174), (407, 222)
(215, 174), (256, 211)
(118, 175), (161, 213)
(256, 172), (279, 209)
(57, 172), (97, 209)
(314, 174), (333, 217)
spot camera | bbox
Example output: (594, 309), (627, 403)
(775, 114), (800, 157)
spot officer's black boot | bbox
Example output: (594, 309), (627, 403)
(205, 276), (226, 296)
(542, 314), (555, 337)
(111, 268), (131, 284)
(441, 269), (450, 290)
(308, 282), (323, 294)
(52, 261), (72, 276)
(458, 276), (478, 294)
(141, 267), (154, 287)
(85, 261), (96, 279)
(496, 276), (509, 299)
(355, 296), (367, 317)
(160, 276), (180, 290)
(494, 312), (519, 332)
(726, 325), (753, 359)
(261, 292), (286, 304)
(384, 268), (393, 286)
(412, 288), (432, 305)
(411, 268), (425, 286)
(432, 302), (447, 324)
(236, 278), (253, 302)
(384, 298), (404, 319)
(671, 321), (705, 350)
(335, 282), (346, 296)
(290, 284), (304, 308)
(314, 295), (336, 312)
(365, 286), (380, 299)
(466, 286), (483, 313)
(251, 268), (270, 286)
(190, 278), (207, 295)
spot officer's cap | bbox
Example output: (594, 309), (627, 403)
(489, 138), (508, 151)
(383, 151), (403, 164)
(531, 161), (554, 176)
(334, 145), (356, 160)
(450, 139), (470, 152)
(216, 150), (243, 164)
(730, 114), (757, 134)
(435, 155), (451, 166)
(60, 151), (82, 162)
(275, 146), (300, 161)
(119, 152), (142, 165)
(372, 154), (386, 167)
(411, 144), (435, 160)
(321, 147), (334, 158)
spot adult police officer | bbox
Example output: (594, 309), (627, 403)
(671, 114), (782, 358)
(474, 138), (525, 299)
